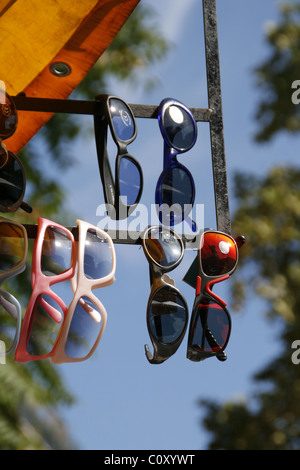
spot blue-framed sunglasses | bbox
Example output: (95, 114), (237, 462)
(155, 98), (197, 232)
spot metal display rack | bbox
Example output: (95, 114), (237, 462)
(13, 0), (231, 247)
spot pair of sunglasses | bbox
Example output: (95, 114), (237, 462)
(0, 217), (28, 356)
(94, 94), (143, 220)
(143, 226), (189, 364)
(0, 85), (32, 214)
(186, 229), (239, 362)
(155, 98), (197, 232)
(14, 218), (116, 364)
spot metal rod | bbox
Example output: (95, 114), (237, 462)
(11, 95), (212, 122)
(22, 224), (197, 249)
(203, 0), (231, 234)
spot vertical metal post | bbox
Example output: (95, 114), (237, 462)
(203, 0), (231, 234)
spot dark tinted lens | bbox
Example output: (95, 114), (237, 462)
(119, 157), (141, 205)
(0, 291), (19, 351)
(144, 227), (182, 267)
(0, 90), (17, 139)
(160, 166), (193, 211)
(27, 294), (63, 356)
(0, 222), (25, 272)
(41, 226), (73, 276)
(109, 98), (135, 141)
(0, 152), (23, 209)
(201, 232), (237, 276)
(65, 296), (103, 359)
(84, 229), (113, 279)
(162, 104), (195, 150)
(148, 286), (187, 344)
(191, 299), (230, 353)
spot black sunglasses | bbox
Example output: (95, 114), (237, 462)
(0, 86), (32, 214)
(94, 94), (143, 220)
(143, 226), (189, 364)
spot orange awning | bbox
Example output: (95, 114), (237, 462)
(1, 0), (140, 153)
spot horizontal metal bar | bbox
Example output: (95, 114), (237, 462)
(11, 95), (212, 122)
(22, 224), (197, 249)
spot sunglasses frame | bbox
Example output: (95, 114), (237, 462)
(51, 219), (116, 364)
(0, 217), (27, 356)
(0, 288), (21, 356)
(0, 216), (28, 284)
(14, 217), (76, 363)
(0, 88), (18, 140)
(155, 98), (197, 230)
(187, 229), (238, 362)
(143, 226), (188, 364)
(0, 151), (32, 214)
(94, 94), (143, 220)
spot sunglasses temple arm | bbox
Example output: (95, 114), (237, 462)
(21, 201), (33, 213)
(144, 343), (165, 365)
(93, 105), (116, 209)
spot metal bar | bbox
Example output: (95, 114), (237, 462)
(22, 224), (197, 249)
(203, 0), (231, 234)
(11, 95), (212, 122)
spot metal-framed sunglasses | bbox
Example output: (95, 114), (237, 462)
(143, 225), (189, 364)
(155, 98), (197, 232)
(94, 94), (143, 220)
(186, 229), (239, 362)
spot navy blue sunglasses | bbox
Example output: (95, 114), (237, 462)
(155, 98), (197, 232)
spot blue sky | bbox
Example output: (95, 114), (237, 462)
(39, 0), (298, 450)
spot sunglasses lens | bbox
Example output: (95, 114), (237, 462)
(119, 156), (141, 205)
(41, 227), (73, 276)
(27, 294), (63, 356)
(84, 229), (113, 279)
(162, 104), (195, 150)
(160, 167), (194, 220)
(0, 222), (25, 272)
(201, 232), (237, 276)
(0, 89), (17, 139)
(109, 98), (135, 141)
(191, 299), (230, 353)
(0, 152), (24, 210)
(65, 296), (103, 359)
(0, 291), (19, 352)
(149, 286), (187, 344)
(144, 227), (182, 267)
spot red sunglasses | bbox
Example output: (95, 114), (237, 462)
(187, 229), (241, 362)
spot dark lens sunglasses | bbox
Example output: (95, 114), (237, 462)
(155, 98), (197, 232)
(0, 86), (32, 214)
(187, 229), (239, 363)
(94, 94), (143, 220)
(0, 150), (32, 214)
(143, 226), (189, 364)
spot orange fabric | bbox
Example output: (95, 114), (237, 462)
(1, 0), (140, 152)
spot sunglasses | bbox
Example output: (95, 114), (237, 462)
(186, 229), (238, 362)
(94, 94), (143, 220)
(14, 218), (76, 363)
(155, 98), (197, 232)
(51, 220), (116, 364)
(143, 226), (189, 364)
(0, 217), (28, 356)
(0, 85), (32, 214)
